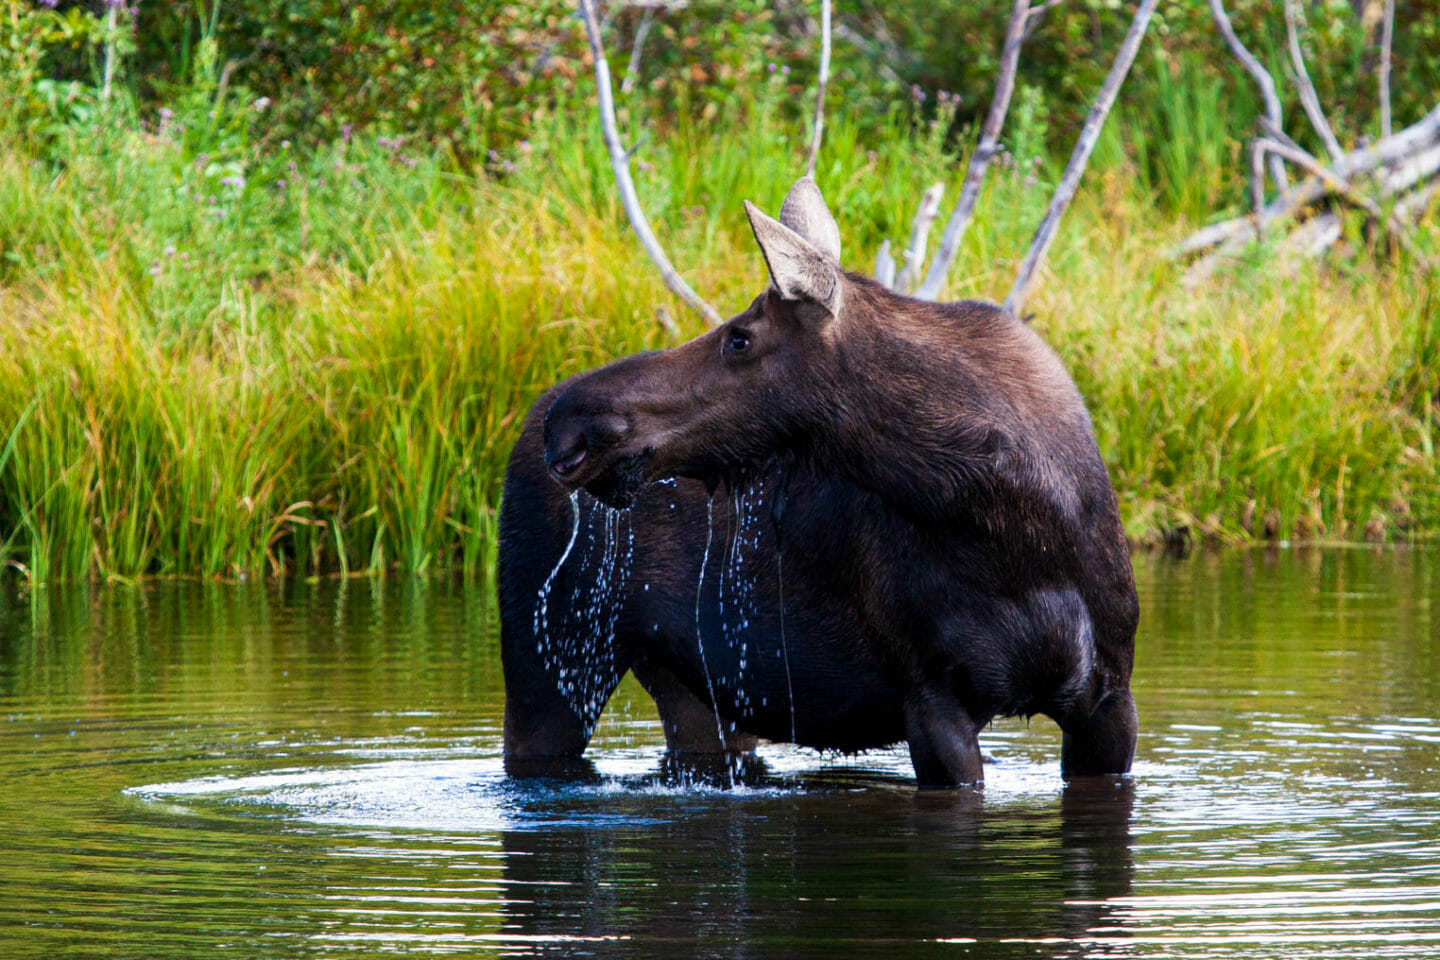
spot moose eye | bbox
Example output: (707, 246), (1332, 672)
(724, 328), (752, 356)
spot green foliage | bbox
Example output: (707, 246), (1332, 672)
(0, 1), (1437, 581)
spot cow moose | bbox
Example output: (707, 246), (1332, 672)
(498, 177), (1137, 788)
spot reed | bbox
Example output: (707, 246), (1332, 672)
(0, 91), (1435, 581)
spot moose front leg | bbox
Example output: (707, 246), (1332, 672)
(631, 656), (758, 755)
(903, 688), (985, 787)
(500, 614), (629, 765)
(1060, 686), (1137, 778)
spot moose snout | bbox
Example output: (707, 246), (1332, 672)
(542, 398), (632, 484)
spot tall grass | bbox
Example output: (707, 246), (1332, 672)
(0, 78), (1436, 581)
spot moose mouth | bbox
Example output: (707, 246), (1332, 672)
(567, 448), (655, 510)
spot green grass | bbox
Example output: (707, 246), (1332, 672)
(0, 83), (1436, 582)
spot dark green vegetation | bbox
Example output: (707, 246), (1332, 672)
(1, 550), (1438, 955)
(0, 0), (1437, 580)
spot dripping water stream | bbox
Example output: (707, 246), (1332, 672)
(776, 549), (796, 744)
(694, 494), (729, 761)
(532, 490), (581, 642)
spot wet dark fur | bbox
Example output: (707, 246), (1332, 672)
(500, 274), (1138, 786)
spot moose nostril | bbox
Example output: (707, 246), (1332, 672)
(552, 446), (586, 477)
(590, 412), (630, 444)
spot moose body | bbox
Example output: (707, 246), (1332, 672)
(499, 178), (1137, 787)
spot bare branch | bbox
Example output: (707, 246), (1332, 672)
(1022, 0), (1066, 42)
(1207, 0), (1289, 194)
(1249, 138), (1268, 214)
(1186, 211), (1341, 288)
(1258, 135), (1430, 266)
(1005, 0), (1160, 316)
(1379, 0), (1394, 138)
(577, 0), (722, 326)
(1284, 0), (1344, 163)
(913, 0), (1031, 302)
(1378, 139), (1440, 194)
(1278, 211), (1342, 260)
(1172, 102), (1440, 258)
(831, 19), (910, 85)
(805, 0), (832, 179)
(620, 6), (656, 96)
(894, 183), (945, 294)
(1395, 181), (1439, 223)
(874, 240), (897, 289)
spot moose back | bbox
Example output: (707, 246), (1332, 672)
(498, 177), (1137, 788)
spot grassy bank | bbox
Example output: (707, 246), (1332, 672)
(0, 90), (1437, 581)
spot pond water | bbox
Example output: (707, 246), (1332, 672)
(0, 548), (1437, 958)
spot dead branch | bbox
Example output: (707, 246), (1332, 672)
(1284, 0), (1344, 164)
(1005, 0), (1160, 316)
(832, 22), (905, 85)
(1172, 103), (1440, 258)
(1396, 181), (1439, 223)
(1249, 138), (1269, 214)
(874, 240), (897, 289)
(578, 0), (722, 326)
(912, 0), (1031, 301)
(1207, 0), (1289, 195)
(1278, 211), (1342, 260)
(1379, 0), (1394, 138)
(894, 183), (945, 293)
(1257, 135), (1425, 262)
(1022, 0), (1066, 42)
(805, 0), (832, 179)
(620, 6), (656, 95)
(1378, 140), (1440, 195)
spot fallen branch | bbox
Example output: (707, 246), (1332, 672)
(1207, 0), (1288, 196)
(912, 0), (1031, 301)
(1005, 0), (1160, 316)
(1257, 136), (1425, 262)
(1171, 103), (1440, 258)
(578, 0), (722, 326)
(1284, 0), (1344, 164)
(894, 183), (944, 293)
(805, 0), (832, 179)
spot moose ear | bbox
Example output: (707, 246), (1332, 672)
(778, 177), (841, 263)
(744, 200), (842, 319)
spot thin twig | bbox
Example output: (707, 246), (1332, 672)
(894, 183), (945, 294)
(805, 0), (832, 179)
(1379, 0), (1394, 138)
(1207, 0), (1289, 194)
(620, 6), (656, 95)
(1005, 0), (1160, 316)
(577, 0), (722, 325)
(1284, 0), (1344, 163)
(913, 0), (1031, 301)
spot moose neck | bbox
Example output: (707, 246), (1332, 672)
(800, 283), (1014, 525)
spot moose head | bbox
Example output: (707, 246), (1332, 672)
(542, 177), (859, 507)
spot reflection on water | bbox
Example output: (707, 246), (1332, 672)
(0, 548), (1437, 958)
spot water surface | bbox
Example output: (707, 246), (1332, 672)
(0, 548), (1437, 958)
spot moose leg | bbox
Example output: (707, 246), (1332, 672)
(903, 689), (985, 787)
(1060, 687), (1137, 778)
(632, 656), (758, 754)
